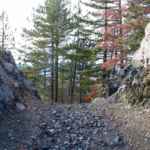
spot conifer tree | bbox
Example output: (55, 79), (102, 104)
(64, 0), (98, 102)
(23, 0), (71, 102)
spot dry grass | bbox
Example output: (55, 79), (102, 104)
(92, 98), (150, 150)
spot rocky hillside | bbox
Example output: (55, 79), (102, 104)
(0, 51), (40, 114)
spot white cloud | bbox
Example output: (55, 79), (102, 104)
(0, 0), (44, 61)
(0, 0), (44, 29)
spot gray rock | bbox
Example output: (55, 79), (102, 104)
(0, 85), (14, 106)
(16, 102), (26, 111)
(40, 123), (47, 129)
(3, 62), (14, 73)
(46, 129), (55, 136)
(110, 135), (123, 146)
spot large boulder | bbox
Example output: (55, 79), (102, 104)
(0, 51), (40, 114)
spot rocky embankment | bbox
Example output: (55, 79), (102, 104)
(0, 51), (40, 114)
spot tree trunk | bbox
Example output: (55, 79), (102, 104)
(68, 61), (74, 103)
(103, 1), (108, 63)
(61, 66), (64, 103)
(79, 71), (82, 103)
(79, 62), (85, 103)
(70, 61), (77, 103)
(55, 50), (58, 103)
(51, 43), (54, 103)
(2, 15), (5, 51)
(44, 70), (47, 89)
(119, 0), (124, 63)
(103, 50), (107, 62)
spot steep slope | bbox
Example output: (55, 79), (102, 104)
(0, 51), (40, 114)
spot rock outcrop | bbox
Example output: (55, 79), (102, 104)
(0, 51), (40, 114)
(103, 23), (150, 105)
(114, 66), (150, 105)
(133, 22), (150, 67)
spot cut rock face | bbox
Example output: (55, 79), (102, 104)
(133, 23), (150, 67)
(0, 51), (40, 114)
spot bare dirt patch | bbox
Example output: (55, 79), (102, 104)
(91, 97), (150, 150)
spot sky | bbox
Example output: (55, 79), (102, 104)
(0, 0), (126, 27)
(0, 0), (44, 29)
(0, 0), (45, 61)
(0, 0), (126, 39)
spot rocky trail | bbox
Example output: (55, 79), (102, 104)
(0, 102), (130, 150)
(0, 48), (130, 150)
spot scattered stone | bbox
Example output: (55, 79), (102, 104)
(47, 129), (55, 134)
(39, 122), (47, 130)
(16, 102), (26, 111)
(110, 135), (123, 146)
(42, 147), (49, 150)
(25, 104), (129, 150)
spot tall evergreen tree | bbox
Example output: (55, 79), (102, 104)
(23, 0), (71, 102)
(82, 0), (116, 62)
(64, 0), (98, 102)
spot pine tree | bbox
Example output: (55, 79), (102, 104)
(63, 0), (99, 103)
(82, 0), (117, 62)
(23, 0), (71, 102)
